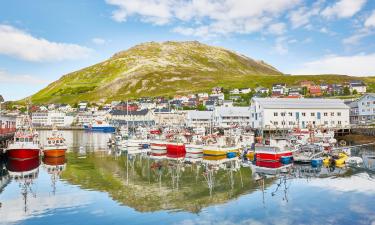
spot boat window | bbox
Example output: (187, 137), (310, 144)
(20, 138), (24, 142)
(48, 141), (51, 144)
(16, 138), (19, 142)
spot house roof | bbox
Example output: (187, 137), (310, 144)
(253, 97), (349, 109)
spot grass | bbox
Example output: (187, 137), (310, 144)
(25, 41), (375, 104)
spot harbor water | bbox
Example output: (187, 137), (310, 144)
(0, 131), (375, 225)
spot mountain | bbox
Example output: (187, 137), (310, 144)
(30, 41), (282, 103)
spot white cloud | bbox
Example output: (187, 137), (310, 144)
(106, 0), (301, 37)
(0, 24), (92, 62)
(267, 22), (286, 35)
(274, 36), (289, 55)
(288, 1), (322, 29)
(0, 70), (50, 84)
(365, 10), (375, 28)
(321, 0), (367, 19)
(342, 29), (373, 45)
(92, 38), (107, 45)
(291, 53), (375, 76)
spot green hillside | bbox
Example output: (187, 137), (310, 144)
(29, 40), (375, 104)
(30, 41), (283, 104)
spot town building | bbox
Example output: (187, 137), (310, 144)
(349, 81), (367, 94)
(213, 106), (251, 128)
(250, 97), (350, 129)
(186, 111), (213, 128)
(153, 109), (186, 126)
(108, 109), (155, 127)
(32, 112), (74, 127)
(348, 93), (375, 125)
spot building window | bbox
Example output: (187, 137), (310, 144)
(281, 112), (285, 116)
(337, 112), (341, 116)
(289, 121), (294, 125)
(274, 121), (278, 125)
(281, 121), (285, 125)
(331, 112), (334, 116)
(324, 121), (328, 125)
(302, 112), (306, 116)
(338, 121), (342, 125)
(274, 112), (278, 116)
(311, 112), (315, 116)
(288, 112), (292, 116)
(324, 112), (328, 116)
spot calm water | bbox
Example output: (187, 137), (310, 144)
(0, 131), (375, 225)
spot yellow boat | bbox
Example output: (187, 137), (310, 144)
(335, 153), (348, 166)
(202, 146), (240, 156)
(246, 151), (255, 161)
(203, 155), (227, 160)
(323, 153), (348, 167)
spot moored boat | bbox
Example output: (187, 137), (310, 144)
(150, 141), (167, 156)
(255, 145), (293, 162)
(84, 120), (115, 133)
(6, 127), (40, 161)
(43, 128), (67, 157)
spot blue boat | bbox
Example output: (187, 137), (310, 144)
(84, 121), (115, 133)
(280, 156), (293, 164)
(311, 158), (323, 167)
(227, 152), (237, 159)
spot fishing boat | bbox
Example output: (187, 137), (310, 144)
(203, 145), (239, 160)
(150, 140), (168, 156)
(43, 128), (67, 157)
(6, 126), (40, 161)
(166, 142), (186, 155)
(83, 120), (115, 133)
(255, 145), (293, 162)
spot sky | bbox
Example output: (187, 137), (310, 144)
(1, 0), (375, 100)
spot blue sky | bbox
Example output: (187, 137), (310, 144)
(1, 0), (375, 100)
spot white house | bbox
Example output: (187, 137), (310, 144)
(186, 111), (213, 128)
(250, 97), (350, 129)
(352, 93), (375, 125)
(109, 109), (155, 126)
(213, 106), (251, 127)
(32, 112), (74, 127)
(229, 89), (240, 95)
(239, 88), (251, 94)
(349, 82), (367, 94)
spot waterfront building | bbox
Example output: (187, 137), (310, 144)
(250, 97), (350, 129)
(186, 111), (213, 128)
(153, 109), (186, 126)
(32, 112), (74, 127)
(0, 114), (16, 135)
(109, 109), (155, 127)
(347, 93), (375, 125)
(213, 106), (251, 128)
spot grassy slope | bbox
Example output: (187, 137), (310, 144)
(29, 41), (375, 104)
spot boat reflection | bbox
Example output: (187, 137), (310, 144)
(6, 158), (40, 212)
(43, 156), (67, 195)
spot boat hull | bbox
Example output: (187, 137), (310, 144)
(43, 149), (66, 157)
(6, 149), (40, 161)
(166, 144), (186, 155)
(43, 156), (66, 166)
(255, 151), (292, 162)
(84, 125), (115, 133)
(6, 157), (40, 172)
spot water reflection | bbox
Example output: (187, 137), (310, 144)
(0, 131), (374, 225)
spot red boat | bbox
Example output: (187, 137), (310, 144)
(6, 157), (40, 173)
(255, 146), (292, 162)
(166, 143), (186, 155)
(256, 160), (283, 168)
(6, 132), (40, 161)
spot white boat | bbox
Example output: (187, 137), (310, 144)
(185, 144), (203, 154)
(345, 157), (363, 166)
